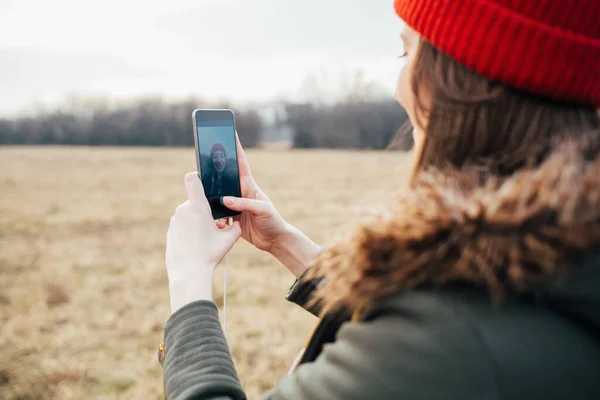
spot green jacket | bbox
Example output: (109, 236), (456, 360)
(160, 259), (600, 399)
(160, 144), (600, 399)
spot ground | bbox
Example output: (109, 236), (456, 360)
(0, 146), (411, 399)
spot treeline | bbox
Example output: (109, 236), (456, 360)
(0, 98), (263, 148)
(285, 100), (410, 149)
(0, 97), (412, 150)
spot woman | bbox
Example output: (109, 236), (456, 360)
(201, 143), (238, 200)
(161, 1), (600, 399)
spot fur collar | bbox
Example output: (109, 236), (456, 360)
(307, 137), (600, 314)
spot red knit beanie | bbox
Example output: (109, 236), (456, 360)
(394, 0), (600, 107)
(210, 143), (226, 157)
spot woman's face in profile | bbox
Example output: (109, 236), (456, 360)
(395, 23), (427, 170)
(212, 150), (226, 173)
(395, 24), (424, 138)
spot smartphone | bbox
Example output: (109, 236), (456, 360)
(192, 109), (242, 220)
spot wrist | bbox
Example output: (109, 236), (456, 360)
(168, 273), (214, 314)
(269, 222), (297, 257)
(270, 223), (320, 278)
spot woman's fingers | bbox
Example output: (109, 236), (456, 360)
(184, 172), (211, 214)
(240, 174), (271, 202)
(222, 196), (270, 216)
(184, 172), (203, 203)
(235, 133), (271, 202)
(216, 219), (228, 229)
(235, 132), (252, 178)
(240, 176), (262, 200)
(226, 220), (242, 241)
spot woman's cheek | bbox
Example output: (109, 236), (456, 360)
(395, 65), (411, 111)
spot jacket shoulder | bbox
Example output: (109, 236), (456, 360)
(373, 288), (600, 400)
(271, 290), (499, 400)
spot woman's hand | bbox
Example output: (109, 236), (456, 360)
(218, 134), (321, 278)
(166, 172), (241, 314)
(218, 134), (286, 252)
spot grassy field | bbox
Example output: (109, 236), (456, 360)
(0, 146), (411, 399)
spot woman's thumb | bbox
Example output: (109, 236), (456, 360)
(221, 196), (269, 216)
(227, 220), (242, 241)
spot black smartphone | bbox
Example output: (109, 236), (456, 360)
(192, 109), (242, 220)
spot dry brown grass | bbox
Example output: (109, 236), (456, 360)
(0, 146), (411, 399)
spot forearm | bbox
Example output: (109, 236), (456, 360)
(269, 223), (321, 278)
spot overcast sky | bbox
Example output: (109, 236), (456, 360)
(0, 0), (404, 116)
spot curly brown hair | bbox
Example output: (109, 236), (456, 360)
(305, 38), (600, 316)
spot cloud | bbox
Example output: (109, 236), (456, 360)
(0, 46), (162, 94)
(0, 1), (403, 115)
(158, 0), (400, 61)
(0, 0), (15, 9)
(0, 47), (166, 115)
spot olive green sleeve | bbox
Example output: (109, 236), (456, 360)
(162, 301), (246, 400)
(284, 268), (323, 317)
(162, 292), (498, 400)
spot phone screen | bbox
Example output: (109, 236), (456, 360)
(194, 110), (242, 219)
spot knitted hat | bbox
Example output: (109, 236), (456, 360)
(210, 143), (226, 157)
(394, 0), (600, 107)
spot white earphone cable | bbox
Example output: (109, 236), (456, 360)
(224, 253), (229, 347)
(223, 217), (232, 349)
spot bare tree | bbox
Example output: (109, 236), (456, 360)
(0, 97), (262, 147)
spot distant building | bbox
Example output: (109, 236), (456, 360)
(259, 123), (294, 149)
(257, 103), (294, 149)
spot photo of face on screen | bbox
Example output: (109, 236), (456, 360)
(196, 117), (241, 219)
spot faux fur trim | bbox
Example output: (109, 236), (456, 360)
(307, 137), (600, 313)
